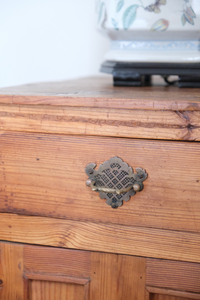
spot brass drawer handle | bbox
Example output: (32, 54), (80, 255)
(86, 180), (141, 194)
(85, 156), (147, 209)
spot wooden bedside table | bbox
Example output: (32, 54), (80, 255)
(0, 77), (199, 299)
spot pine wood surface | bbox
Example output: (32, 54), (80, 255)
(0, 104), (200, 141)
(0, 213), (200, 263)
(0, 132), (199, 233)
(90, 252), (146, 300)
(146, 259), (200, 293)
(0, 241), (199, 299)
(29, 281), (85, 300)
(24, 245), (91, 300)
(0, 77), (200, 297)
(150, 296), (191, 300)
(0, 241), (146, 300)
(24, 246), (91, 279)
(147, 287), (200, 300)
(0, 77), (200, 111)
(25, 274), (89, 285)
(0, 243), (24, 300)
(0, 77), (200, 141)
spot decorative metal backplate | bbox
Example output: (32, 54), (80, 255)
(85, 156), (147, 209)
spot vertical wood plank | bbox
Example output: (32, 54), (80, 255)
(90, 252), (117, 300)
(84, 282), (90, 300)
(146, 290), (150, 300)
(117, 255), (146, 300)
(90, 252), (146, 300)
(0, 242), (24, 300)
(23, 276), (29, 300)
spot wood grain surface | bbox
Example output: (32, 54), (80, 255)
(146, 259), (200, 293)
(1, 77), (200, 299)
(24, 245), (91, 300)
(149, 295), (191, 300)
(25, 273), (89, 285)
(0, 243), (24, 300)
(24, 246), (90, 279)
(0, 77), (200, 111)
(90, 252), (146, 300)
(0, 241), (147, 300)
(147, 287), (200, 300)
(29, 281), (85, 300)
(0, 104), (199, 141)
(0, 132), (200, 233)
(0, 213), (200, 262)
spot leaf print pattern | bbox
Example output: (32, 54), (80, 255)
(181, 14), (186, 25)
(95, 0), (101, 13)
(123, 5), (139, 30)
(101, 8), (107, 28)
(184, 12), (194, 25)
(96, 0), (197, 32)
(182, 0), (196, 26)
(186, 5), (196, 18)
(116, 0), (124, 12)
(151, 19), (169, 31)
(98, 2), (105, 23)
(112, 18), (119, 30)
(97, 0), (168, 31)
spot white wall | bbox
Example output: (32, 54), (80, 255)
(0, 0), (109, 88)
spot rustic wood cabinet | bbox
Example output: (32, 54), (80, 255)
(0, 77), (199, 299)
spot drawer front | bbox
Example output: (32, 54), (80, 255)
(0, 131), (200, 233)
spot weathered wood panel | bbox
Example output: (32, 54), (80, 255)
(0, 214), (200, 262)
(0, 132), (200, 233)
(0, 104), (199, 141)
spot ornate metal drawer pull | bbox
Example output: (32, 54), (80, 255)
(85, 156), (147, 209)
(86, 180), (141, 195)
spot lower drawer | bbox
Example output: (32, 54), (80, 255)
(0, 132), (200, 233)
(0, 241), (199, 300)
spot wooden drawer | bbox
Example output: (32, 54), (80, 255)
(0, 131), (200, 234)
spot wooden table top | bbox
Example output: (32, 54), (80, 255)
(0, 76), (199, 111)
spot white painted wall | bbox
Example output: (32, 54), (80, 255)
(0, 0), (109, 88)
